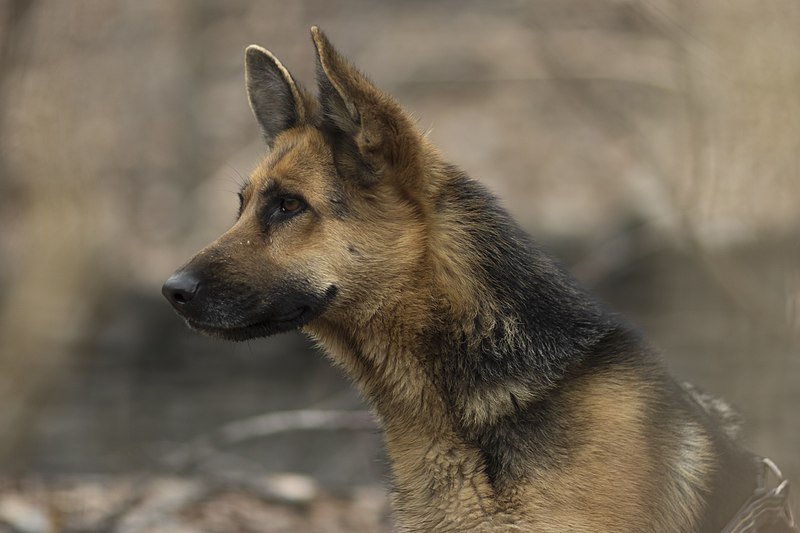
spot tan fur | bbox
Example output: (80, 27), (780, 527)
(517, 372), (714, 532)
(311, 310), (716, 531)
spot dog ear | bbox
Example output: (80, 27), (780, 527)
(311, 27), (420, 186)
(245, 45), (308, 147)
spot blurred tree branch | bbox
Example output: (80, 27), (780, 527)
(0, 2), (100, 468)
(0, 0), (36, 202)
(529, 0), (799, 345)
(164, 410), (375, 472)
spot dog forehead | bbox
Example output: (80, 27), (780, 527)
(250, 127), (333, 197)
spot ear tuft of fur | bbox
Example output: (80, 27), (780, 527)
(245, 45), (307, 147)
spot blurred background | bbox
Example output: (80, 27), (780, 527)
(0, 1), (797, 531)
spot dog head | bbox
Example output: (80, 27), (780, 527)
(162, 28), (431, 341)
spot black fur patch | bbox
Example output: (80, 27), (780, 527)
(427, 166), (636, 486)
(433, 168), (614, 387)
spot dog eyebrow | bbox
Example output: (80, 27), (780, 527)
(261, 179), (293, 199)
(267, 141), (296, 169)
(238, 141), (298, 200)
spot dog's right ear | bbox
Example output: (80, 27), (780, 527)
(245, 45), (308, 147)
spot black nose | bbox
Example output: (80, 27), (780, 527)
(162, 271), (201, 307)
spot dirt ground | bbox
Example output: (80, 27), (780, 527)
(0, 475), (392, 533)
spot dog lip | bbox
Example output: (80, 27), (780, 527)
(182, 315), (304, 341)
(184, 307), (306, 334)
(271, 306), (308, 323)
(176, 285), (337, 341)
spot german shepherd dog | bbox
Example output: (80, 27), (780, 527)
(163, 28), (795, 532)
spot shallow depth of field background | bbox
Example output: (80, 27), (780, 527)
(0, 1), (798, 530)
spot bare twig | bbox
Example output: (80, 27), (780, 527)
(163, 410), (376, 471)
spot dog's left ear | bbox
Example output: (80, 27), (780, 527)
(245, 45), (309, 147)
(311, 27), (421, 186)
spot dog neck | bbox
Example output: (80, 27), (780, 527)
(306, 295), (505, 528)
(304, 168), (618, 527)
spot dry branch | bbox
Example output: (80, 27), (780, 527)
(164, 409), (375, 471)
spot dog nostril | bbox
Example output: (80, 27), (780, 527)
(173, 291), (189, 304)
(162, 271), (201, 307)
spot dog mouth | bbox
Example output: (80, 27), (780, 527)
(179, 286), (337, 342)
(184, 306), (310, 341)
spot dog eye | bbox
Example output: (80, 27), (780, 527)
(280, 197), (304, 214)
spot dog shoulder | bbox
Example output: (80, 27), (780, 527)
(476, 335), (720, 532)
